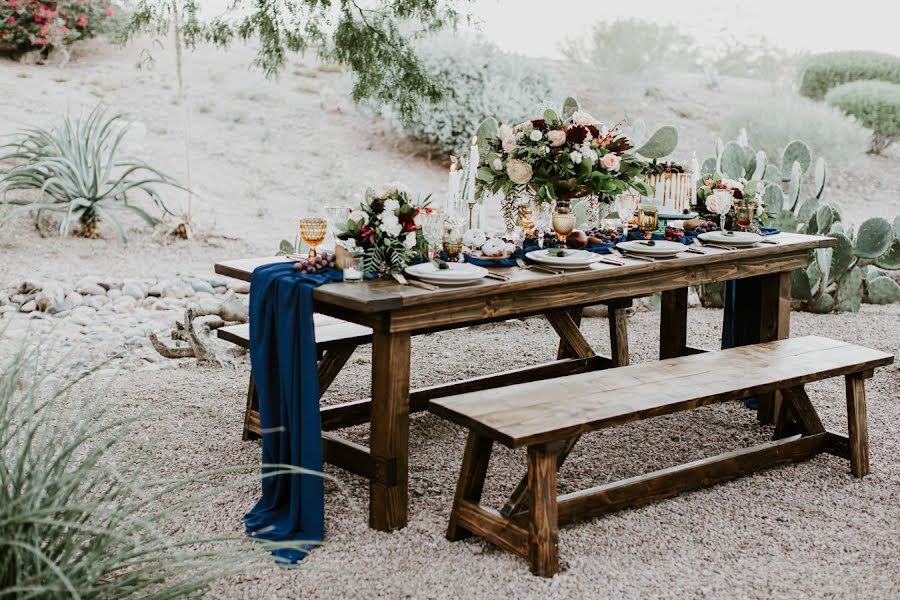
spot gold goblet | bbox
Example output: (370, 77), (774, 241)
(637, 204), (659, 239)
(733, 200), (757, 232)
(551, 210), (577, 246)
(299, 217), (327, 258)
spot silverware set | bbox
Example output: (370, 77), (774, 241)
(392, 272), (438, 291)
(515, 257), (564, 275)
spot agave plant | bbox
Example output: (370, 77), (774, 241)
(0, 341), (325, 597)
(0, 106), (179, 241)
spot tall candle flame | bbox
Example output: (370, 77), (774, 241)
(471, 135), (478, 146)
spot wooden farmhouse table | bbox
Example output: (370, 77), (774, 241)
(216, 232), (835, 532)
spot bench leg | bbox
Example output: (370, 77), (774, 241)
(447, 431), (494, 541)
(845, 374), (870, 478)
(528, 442), (561, 578)
(242, 374), (260, 441)
(757, 272), (792, 425)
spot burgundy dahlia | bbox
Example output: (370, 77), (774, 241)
(566, 126), (588, 144)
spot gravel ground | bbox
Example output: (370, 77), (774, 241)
(84, 302), (900, 599)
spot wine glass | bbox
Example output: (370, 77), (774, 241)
(530, 201), (552, 248)
(710, 189), (734, 232)
(420, 210), (444, 260)
(325, 206), (349, 245)
(299, 217), (327, 258)
(615, 195), (635, 242)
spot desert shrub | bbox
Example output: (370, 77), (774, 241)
(705, 36), (803, 81)
(721, 94), (871, 167)
(798, 51), (900, 100)
(377, 35), (557, 154)
(0, 105), (179, 241)
(0, 340), (316, 597)
(826, 80), (900, 154)
(0, 1), (121, 52)
(562, 18), (695, 76)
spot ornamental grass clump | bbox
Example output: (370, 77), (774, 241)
(826, 80), (900, 154)
(0, 106), (179, 241)
(0, 341), (318, 597)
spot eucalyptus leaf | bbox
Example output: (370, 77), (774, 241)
(562, 97), (579, 120)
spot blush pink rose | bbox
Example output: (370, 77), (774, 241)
(546, 129), (567, 147)
(600, 152), (621, 171)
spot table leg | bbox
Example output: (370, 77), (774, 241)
(369, 330), (412, 531)
(556, 308), (583, 359)
(660, 288), (688, 360)
(757, 272), (792, 425)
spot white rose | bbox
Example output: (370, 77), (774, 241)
(506, 159), (533, 185)
(379, 212), (402, 237)
(499, 123), (518, 153)
(722, 178), (744, 190)
(383, 198), (400, 212)
(338, 238), (357, 251)
(529, 130), (543, 142)
(583, 148), (598, 164)
(546, 129), (566, 147)
(403, 231), (417, 248)
(572, 110), (597, 127)
(600, 152), (621, 171)
(569, 150), (583, 165)
(348, 209), (366, 224)
(380, 181), (409, 197)
(542, 146), (550, 155)
(492, 157), (504, 171)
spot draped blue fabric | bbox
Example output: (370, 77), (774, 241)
(244, 262), (343, 563)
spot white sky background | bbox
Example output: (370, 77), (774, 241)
(469, 0), (900, 58)
(197, 0), (900, 58)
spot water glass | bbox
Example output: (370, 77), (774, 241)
(615, 195), (635, 241)
(342, 251), (364, 282)
(531, 201), (552, 248)
(325, 206), (349, 245)
(420, 210), (445, 259)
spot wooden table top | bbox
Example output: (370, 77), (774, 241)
(216, 233), (834, 316)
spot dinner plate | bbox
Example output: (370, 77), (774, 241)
(405, 262), (488, 285)
(525, 249), (601, 268)
(659, 211), (698, 220)
(616, 240), (687, 257)
(698, 231), (764, 247)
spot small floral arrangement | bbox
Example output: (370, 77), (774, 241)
(477, 98), (651, 205)
(696, 175), (766, 218)
(0, 0), (118, 51)
(335, 183), (428, 277)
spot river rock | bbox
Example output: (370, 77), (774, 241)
(78, 283), (107, 296)
(18, 280), (39, 294)
(147, 282), (163, 297)
(47, 301), (73, 315)
(0, 306), (16, 315)
(162, 282), (193, 299)
(19, 300), (36, 313)
(84, 295), (109, 309)
(107, 288), (122, 300)
(190, 279), (215, 295)
(0, 292), (8, 306)
(66, 292), (84, 306)
(227, 280), (251, 294)
(122, 282), (145, 300)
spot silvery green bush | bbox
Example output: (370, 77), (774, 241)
(799, 51), (900, 100)
(721, 95), (871, 167)
(376, 34), (557, 155)
(826, 80), (900, 154)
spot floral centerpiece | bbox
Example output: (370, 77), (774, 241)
(696, 175), (766, 228)
(475, 98), (651, 216)
(335, 183), (428, 278)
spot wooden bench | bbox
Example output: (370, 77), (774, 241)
(430, 336), (893, 577)
(218, 314), (373, 440)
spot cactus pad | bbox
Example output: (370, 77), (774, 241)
(782, 140), (812, 174)
(635, 126), (679, 160)
(865, 276), (900, 304)
(854, 217), (894, 258)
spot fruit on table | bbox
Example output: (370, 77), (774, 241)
(664, 226), (685, 241)
(584, 227), (622, 244)
(566, 230), (588, 248)
(292, 252), (336, 274)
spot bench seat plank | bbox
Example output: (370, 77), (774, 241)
(218, 316), (373, 351)
(430, 336), (893, 448)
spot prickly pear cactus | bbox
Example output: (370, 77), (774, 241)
(634, 126), (679, 161)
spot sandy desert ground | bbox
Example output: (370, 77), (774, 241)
(1, 36), (899, 599)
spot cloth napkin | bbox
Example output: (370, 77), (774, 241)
(245, 262), (343, 563)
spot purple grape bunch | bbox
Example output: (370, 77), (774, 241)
(691, 221), (719, 234)
(583, 227), (622, 244)
(292, 251), (336, 274)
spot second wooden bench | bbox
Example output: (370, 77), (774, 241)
(430, 336), (893, 577)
